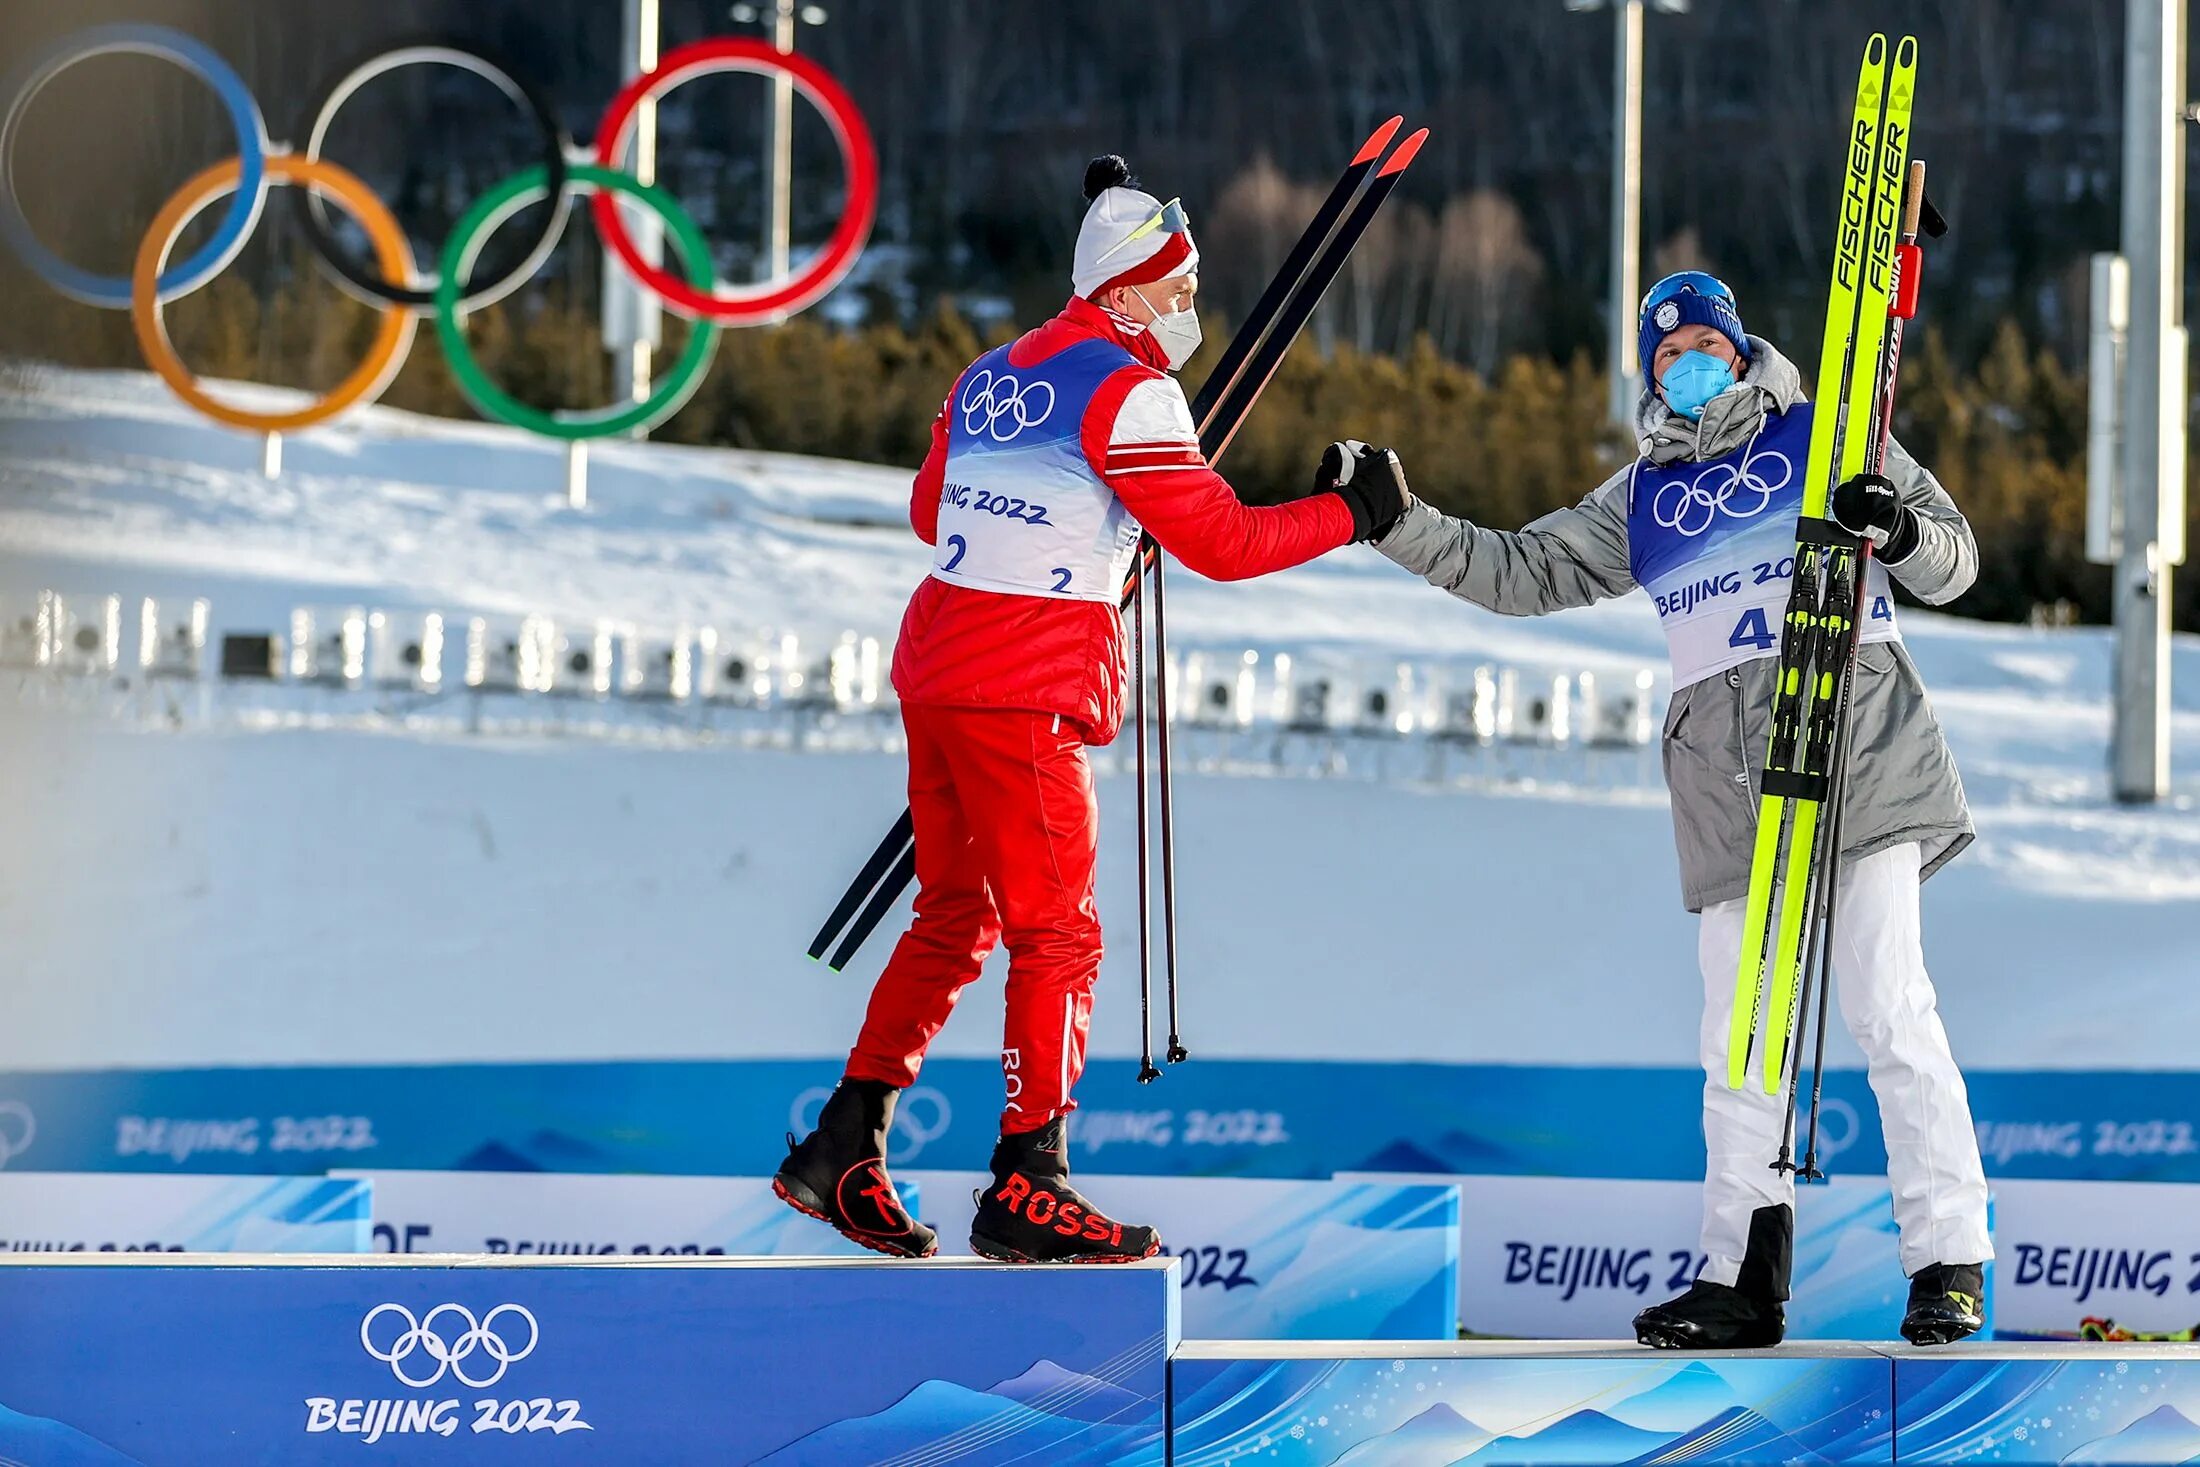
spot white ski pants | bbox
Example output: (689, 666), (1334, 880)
(1696, 841), (1992, 1285)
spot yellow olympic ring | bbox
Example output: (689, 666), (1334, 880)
(132, 154), (417, 433)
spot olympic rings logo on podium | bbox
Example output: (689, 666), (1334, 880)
(361, 1302), (538, 1389)
(0, 25), (878, 442)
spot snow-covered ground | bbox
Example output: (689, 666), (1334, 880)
(1, 366), (2196, 1073)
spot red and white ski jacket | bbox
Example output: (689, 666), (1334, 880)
(890, 296), (1354, 744)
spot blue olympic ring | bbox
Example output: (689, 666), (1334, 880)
(0, 23), (269, 308)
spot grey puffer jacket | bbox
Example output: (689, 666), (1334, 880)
(1375, 338), (1976, 912)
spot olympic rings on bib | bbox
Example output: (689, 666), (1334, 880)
(132, 155), (418, 434)
(593, 37), (878, 323)
(293, 43), (572, 313)
(1, 26), (876, 445)
(0, 24), (268, 308)
(1651, 446), (1793, 538)
(960, 369), (1056, 442)
(437, 164), (718, 440)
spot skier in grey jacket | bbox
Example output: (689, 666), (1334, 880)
(1366, 272), (1992, 1348)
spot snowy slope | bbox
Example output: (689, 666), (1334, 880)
(0, 367), (2195, 1073)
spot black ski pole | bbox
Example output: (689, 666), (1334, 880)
(1131, 573), (1161, 1084)
(1771, 927), (1819, 1176)
(1796, 561), (1865, 1182)
(1154, 552), (1186, 1065)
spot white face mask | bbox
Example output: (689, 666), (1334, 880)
(1132, 286), (1202, 372)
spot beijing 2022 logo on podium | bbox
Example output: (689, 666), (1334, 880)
(0, 25), (877, 443)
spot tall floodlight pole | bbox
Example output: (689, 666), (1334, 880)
(734, 2), (829, 319)
(2113, 0), (2187, 802)
(605, 0), (663, 419)
(1607, 0), (1644, 428)
(1567, 0), (1688, 430)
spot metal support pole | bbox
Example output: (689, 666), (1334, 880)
(604, 0), (662, 421)
(766, 0), (795, 299)
(1608, 0), (1644, 428)
(2114, 0), (2186, 803)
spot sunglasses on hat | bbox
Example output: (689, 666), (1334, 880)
(1093, 196), (1192, 264)
(1638, 270), (1737, 328)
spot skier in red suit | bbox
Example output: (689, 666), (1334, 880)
(777, 154), (1407, 1261)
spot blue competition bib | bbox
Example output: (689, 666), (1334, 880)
(934, 338), (1145, 603)
(1627, 403), (1900, 686)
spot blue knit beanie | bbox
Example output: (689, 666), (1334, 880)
(1638, 278), (1751, 383)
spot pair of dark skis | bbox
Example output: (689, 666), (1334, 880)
(807, 115), (1430, 1078)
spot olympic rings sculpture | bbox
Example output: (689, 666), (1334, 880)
(0, 25), (878, 442)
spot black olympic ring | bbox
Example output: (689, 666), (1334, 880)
(291, 39), (571, 312)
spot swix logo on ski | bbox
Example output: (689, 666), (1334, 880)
(2010, 1243), (2188, 1303)
(992, 1173), (1127, 1250)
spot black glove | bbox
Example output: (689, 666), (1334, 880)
(1830, 471), (1920, 563)
(1316, 440), (1409, 543)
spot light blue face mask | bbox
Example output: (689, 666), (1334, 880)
(1659, 349), (1737, 420)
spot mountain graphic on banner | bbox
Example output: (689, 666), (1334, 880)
(988, 1359), (1150, 1425)
(1606, 1361), (1741, 1433)
(2061, 1404), (2200, 1463)
(751, 1378), (1088, 1465)
(1456, 1407), (1667, 1464)
(1333, 1401), (1494, 1465)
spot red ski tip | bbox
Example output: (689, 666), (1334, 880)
(1352, 115), (1405, 165)
(1377, 127), (1430, 176)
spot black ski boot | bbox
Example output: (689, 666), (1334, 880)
(969, 1119), (1161, 1264)
(773, 1078), (937, 1258)
(1901, 1262), (1985, 1345)
(1635, 1204), (1790, 1350)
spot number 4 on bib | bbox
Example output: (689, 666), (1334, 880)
(1728, 607), (1776, 652)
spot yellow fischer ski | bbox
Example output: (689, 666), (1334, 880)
(1729, 34), (1917, 1092)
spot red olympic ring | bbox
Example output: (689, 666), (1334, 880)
(592, 37), (877, 324)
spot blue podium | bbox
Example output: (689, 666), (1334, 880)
(0, 1254), (1178, 1466)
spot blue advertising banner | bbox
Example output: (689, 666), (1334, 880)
(337, 1169), (920, 1260)
(0, 1256), (1177, 1466)
(0, 1059), (2192, 1185)
(910, 1172), (1459, 1339)
(1895, 1348), (2200, 1463)
(1170, 1343), (1896, 1465)
(0, 1173), (368, 1254)
(1351, 1172), (1993, 1343)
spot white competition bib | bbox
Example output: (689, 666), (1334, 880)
(932, 340), (1146, 604)
(1627, 404), (1901, 688)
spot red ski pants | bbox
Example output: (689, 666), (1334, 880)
(845, 703), (1101, 1135)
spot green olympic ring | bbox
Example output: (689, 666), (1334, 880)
(436, 162), (718, 441)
